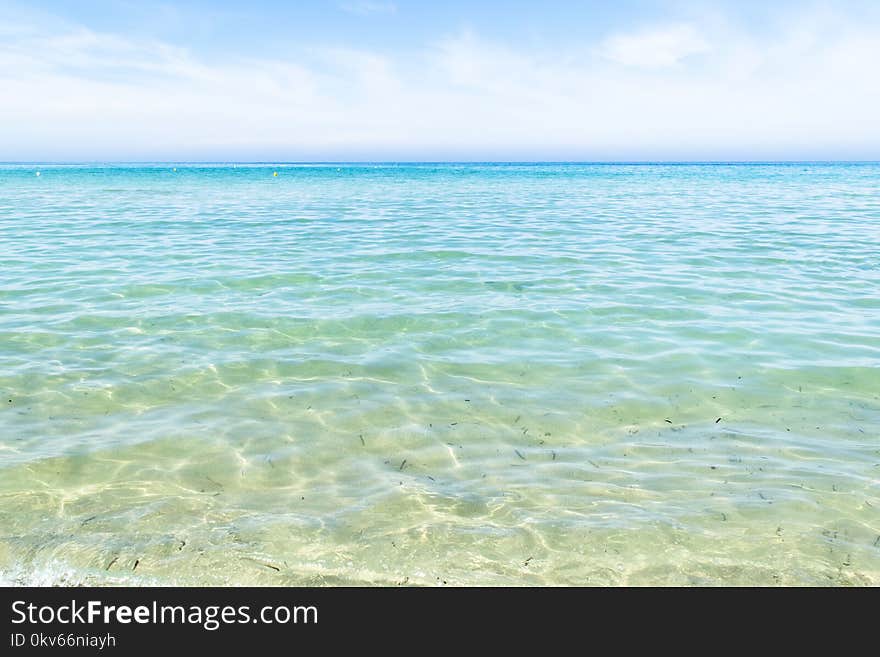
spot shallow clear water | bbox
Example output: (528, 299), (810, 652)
(1, 163), (878, 586)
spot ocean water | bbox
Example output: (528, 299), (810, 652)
(1, 162), (878, 586)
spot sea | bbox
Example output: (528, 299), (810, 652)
(1, 162), (878, 585)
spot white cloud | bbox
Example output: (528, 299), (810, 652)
(600, 24), (710, 69)
(0, 7), (878, 160)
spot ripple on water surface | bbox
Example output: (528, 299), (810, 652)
(1, 163), (878, 585)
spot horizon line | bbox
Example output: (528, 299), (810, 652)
(2, 160), (879, 166)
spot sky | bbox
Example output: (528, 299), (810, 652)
(1, 0), (879, 161)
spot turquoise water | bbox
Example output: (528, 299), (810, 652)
(1, 163), (878, 586)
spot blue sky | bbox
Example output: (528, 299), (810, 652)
(2, 0), (879, 160)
